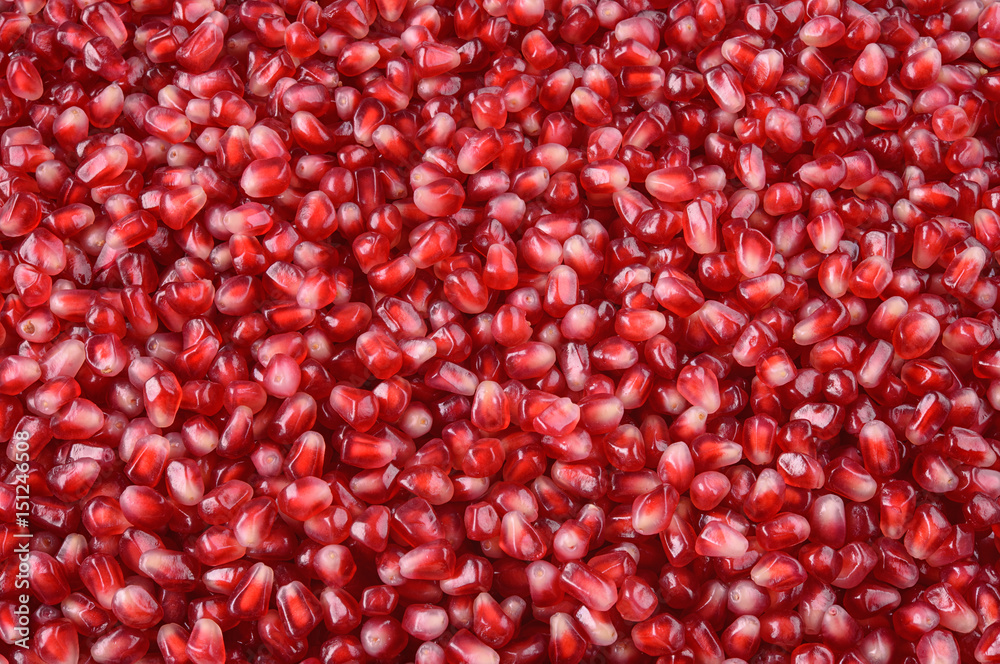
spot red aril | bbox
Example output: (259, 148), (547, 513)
(1, 2), (1000, 663)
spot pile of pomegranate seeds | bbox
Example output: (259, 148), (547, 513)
(5, 0), (1000, 661)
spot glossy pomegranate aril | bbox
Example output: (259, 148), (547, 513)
(1, 1), (999, 661)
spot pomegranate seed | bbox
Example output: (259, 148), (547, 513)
(0, 2), (998, 661)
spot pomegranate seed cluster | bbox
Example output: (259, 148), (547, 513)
(5, 0), (1000, 661)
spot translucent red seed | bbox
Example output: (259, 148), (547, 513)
(1, 2), (1000, 663)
